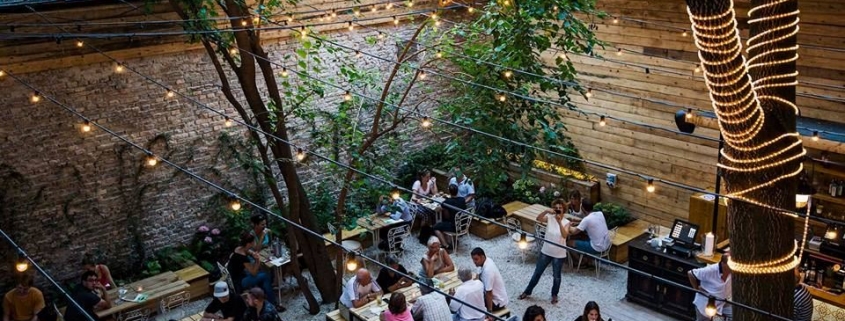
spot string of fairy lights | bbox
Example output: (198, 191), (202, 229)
(687, 0), (806, 280)
(0, 68), (800, 321)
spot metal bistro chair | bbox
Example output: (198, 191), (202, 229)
(534, 222), (547, 254)
(217, 261), (237, 295)
(118, 308), (150, 321)
(159, 291), (191, 315)
(443, 211), (473, 252)
(386, 224), (411, 258)
(577, 227), (619, 278)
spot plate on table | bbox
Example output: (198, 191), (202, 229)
(369, 306), (383, 314)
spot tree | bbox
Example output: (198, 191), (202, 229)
(684, 1), (802, 320)
(164, 0), (336, 312)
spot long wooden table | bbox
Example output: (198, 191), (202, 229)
(348, 270), (460, 321)
(97, 271), (190, 318)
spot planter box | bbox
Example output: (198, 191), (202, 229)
(469, 201), (530, 239)
(506, 162), (600, 203)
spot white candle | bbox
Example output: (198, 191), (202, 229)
(703, 232), (715, 257)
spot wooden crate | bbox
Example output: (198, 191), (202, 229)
(174, 264), (211, 300)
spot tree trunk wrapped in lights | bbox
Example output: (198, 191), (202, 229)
(684, 0), (804, 320)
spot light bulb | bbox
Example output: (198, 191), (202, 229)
(468, 7), (475, 13)
(682, 30), (688, 37)
(76, 40), (84, 47)
(344, 91), (352, 101)
(287, 16), (293, 23)
(497, 94), (506, 102)
(391, 188), (401, 200)
(418, 71), (426, 80)
(585, 88), (593, 98)
(241, 20), (247, 26)
(0, 70), (4, 77)
(518, 233), (528, 249)
(705, 297), (717, 317)
(504, 70), (513, 78)
(371, 6), (377, 13)
(115, 64), (124, 73)
(377, 32), (385, 40)
(15, 260), (28, 272)
(694, 65), (701, 73)
(599, 116), (606, 127)
(295, 148), (306, 161)
(30, 93), (41, 103)
(353, 8), (360, 16)
(281, 68), (289, 78)
(421, 116), (432, 128)
(230, 200), (241, 211)
(407, 1), (414, 8)
(300, 27), (307, 39)
(346, 258), (358, 271)
(355, 50), (362, 58)
(552, 5), (558, 11)
(331, 10), (337, 18)
(434, 20), (441, 27)
(616, 48), (623, 56)
(224, 118), (233, 127)
(436, 51), (443, 58)
(166, 90), (174, 98)
(348, 22), (354, 31)
(394, 17), (400, 25)
(503, 0), (510, 6)
(229, 48), (238, 55)
(613, 17), (619, 24)
(812, 131), (820, 141)
(646, 179), (655, 193)
(81, 121), (92, 133)
(146, 155), (158, 167)
(686, 108), (694, 120)
(386, 3), (393, 9)
(431, 13), (438, 20)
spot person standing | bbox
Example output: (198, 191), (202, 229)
(63, 271), (111, 321)
(565, 199), (610, 267)
(470, 248), (508, 312)
(794, 267), (813, 321)
(410, 279), (451, 321)
(518, 198), (570, 304)
(688, 254), (732, 321)
(447, 268), (485, 321)
(202, 282), (247, 321)
(3, 273), (45, 321)
(242, 288), (279, 321)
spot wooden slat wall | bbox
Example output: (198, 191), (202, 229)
(556, 0), (845, 226)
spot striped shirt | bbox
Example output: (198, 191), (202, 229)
(794, 284), (813, 321)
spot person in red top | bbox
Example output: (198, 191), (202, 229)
(82, 253), (116, 290)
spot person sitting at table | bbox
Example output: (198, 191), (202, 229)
(519, 198), (570, 304)
(202, 282), (247, 321)
(228, 233), (283, 311)
(411, 170), (438, 202)
(377, 195), (414, 250)
(3, 273), (45, 321)
(566, 190), (585, 221)
(565, 199), (610, 268)
(82, 253), (116, 290)
(573, 301), (604, 321)
(447, 268), (485, 321)
(411, 278), (451, 321)
(249, 214), (271, 251)
(433, 184), (466, 250)
(471, 247), (508, 312)
(377, 256), (414, 293)
(420, 237), (455, 278)
(63, 271), (111, 321)
(522, 305), (546, 321)
(242, 288), (279, 321)
(380, 292), (413, 321)
(340, 268), (383, 320)
(448, 168), (476, 210)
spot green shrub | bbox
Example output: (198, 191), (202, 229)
(594, 202), (635, 229)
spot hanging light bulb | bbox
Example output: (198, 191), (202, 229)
(518, 233), (528, 249)
(344, 91), (352, 101)
(371, 6), (378, 13)
(391, 187), (401, 200)
(300, 26), (307, 40)
(812, 131), (820, 141)
(241, 20), (247, 26)
(503, 70), (513, 78)
(146, 155), (158, 167)
(434, 20), (441, 27)
(468, 7), (475, 13)
(431, 13), (438, 20)
(552, 5), (558, 11)
(230, 199), (242, 211)
(166, 90), (175, 98)
(348, 22), (354, 31)
(686, 108), (694, 120)
(599, 116), (606, 127)
(694, 64), (701, 73)
(393, 16), (400, 25)
(418, 71), (427, 80)
(497, 94), (507, 102)
(30, 92), (41, 103)
(612, 17), (619, 24)
(76, 40), (84, 47)
(377, 32), (385, 40)
(646, 179), (655, 193)
(407, 0), (414, 8)
(295, 148), (306, 162)
(436, 51), (443, 58)
(331, 10), (337, 18)
(229, 47), (238, 55)
(15, 256), (29, 272)
(585, 88), (593, 98)
(0, 70), (5, 77)
(421, 116), (432, 128)
(353, 7), (360, 16)
(682, 30), (688, 37)
(81, 121), (92, 133)
(224, 117), (233, 127)
(355, 50), (362, 58)
(115, 64), (124, 73)
(281, 67), (289, 78)
(705, 297), (717, 317)
(346, 253), (359, 271)
(616, 48), (623, 56)
(386, 3), (393, 9)
(287, 16), (294, 23)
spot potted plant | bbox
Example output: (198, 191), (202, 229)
(594, 202), (634, 229)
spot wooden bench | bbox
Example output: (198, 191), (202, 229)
(326, 309), (347, 321)
(175, 264), (211, 300)
(469, 201), (529, 239)
(607, 219), (649, 263)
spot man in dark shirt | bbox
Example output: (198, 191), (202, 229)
(202, 282), (246, 321)
(242, 288), (278, 321)
(64, 271), (111, 321)
(433, 184), (466, 249)
(376, 255), (413, 293)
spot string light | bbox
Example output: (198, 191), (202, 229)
(224, 117), (233, 127)
(812, 131), (819, 141)
(344, 91), (352, 101)
(30, 92), (41, 103)
(15, 257), (28, 272)
(76, 40), (83, 47)
(646, 179), (655, 193)
(682, 30), (688, 37)
(353, 7), (360, 16)
(497, 93), (507, 102)
(286, 16), (294, 23)
(0, 70), (4, 77)
(503, 70), (513, 78)
(371, 6), (378, 13)
(166, 90), (175, 98)
(518, 233), (528, 249)
(295, 148), (306, 162)
(503, 0), (510, 6)
(386, 3), (393, 9)
(146, 155), (158, 167)
(705, 297), (717, 317)
(331, 10), (337, 18)
(694, 64), (701, 73)
(616, 48), (623, 56)
(393, 16), (400, 25)
(115, 64), (124, 73)
(81, 121), (92, 133)
(421, 116), (432, 128)
(230, 199), (242, 211)
(406, 0), (414, 8)
(346, 253), (358, 271)
(229, 48), (238, 55)
(585, 88), (593, 98)
(468, 7), (475, 13)
(240, 20), (247, 27)
(613, 17), (619, 24)
(686, 108), (694, 120)
(436, 51), (443, 58)
(348, 22), (354, 31)
(599, 116), (606, 127)
(281, 67), (289, 78)
(391, 187), (401, 200)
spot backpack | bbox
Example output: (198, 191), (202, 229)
(488, 205), (507, 219)
(474, 198), (495, 218)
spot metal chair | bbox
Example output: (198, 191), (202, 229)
(327, 223), (363, 254)
(534, 222), (547, 253)
(577, 227), (619, 278)
(159, 291), (191, 315)
(217, 261), (237, 295)
(443, 211), (472, 252)
(118, 308), (149, 321)
(507, 217), (534, 263)
(386, 224), (411, 258)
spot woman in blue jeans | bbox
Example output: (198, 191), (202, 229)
(518, 199), (571, 304)
(228, 232), (284, 311)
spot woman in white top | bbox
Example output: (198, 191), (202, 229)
(420, 236), (454, 278)
(518, 198), (570, 304)
(411, 170), (438, 202)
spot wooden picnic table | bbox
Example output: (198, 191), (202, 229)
(179, 312), (204, 321)
(97, 271), (190, 318)
(349, 270), (461, 321)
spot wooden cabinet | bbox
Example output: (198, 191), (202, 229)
(627, 235), (703, 321)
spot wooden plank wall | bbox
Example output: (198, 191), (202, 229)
(557, 0), (845, 226)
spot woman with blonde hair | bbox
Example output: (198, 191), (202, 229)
(420, 236), (454, 278)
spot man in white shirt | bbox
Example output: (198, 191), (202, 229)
(688, 254), (732, 321)
(566, 199), (610, 267)
(518, 198), (569, 304)
(339, 269), (382, 320)
(448, 268), (486, 321)
(470, 248), (508, 312)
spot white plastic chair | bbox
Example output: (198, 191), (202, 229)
(577, 227), (618, 278)
(444, 211), (472, 252)
(386, 224), (411, 258)
(118, 308), (149, 321)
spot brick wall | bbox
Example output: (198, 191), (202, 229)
(0, 22), (442, 292)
